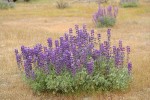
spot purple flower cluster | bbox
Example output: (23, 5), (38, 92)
(15, 25), (132, 79)
(93, 5), (118, 26)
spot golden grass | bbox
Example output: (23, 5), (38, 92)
(0, 0), (150, 99)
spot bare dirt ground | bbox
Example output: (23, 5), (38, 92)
(0, 0), (150, 100)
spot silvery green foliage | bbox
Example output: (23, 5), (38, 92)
(96, 16), (116, 27)
(0, 0), (15, 9)
(26, 59), (131, 93)
(120, 0), (139, 7)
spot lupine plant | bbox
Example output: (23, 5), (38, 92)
(120, 0), (139, 8)
(93, 5), (118, 27)
(15, 25), (132, 93)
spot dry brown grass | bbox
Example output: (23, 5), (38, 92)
(0, 0), (150, 99)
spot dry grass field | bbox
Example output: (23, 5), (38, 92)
(0, 0), (150, 99)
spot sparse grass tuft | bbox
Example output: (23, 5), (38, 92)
(56, 0), (69, 9)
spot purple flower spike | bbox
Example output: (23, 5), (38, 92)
(119, 40), (122, 49)
(128, 62), (132, 74)
(55, 40), (59, 47)
(47, 38), (52, 48)
(75, 25), (79, 34)
(76, 59), (81, 69)
(114, 7), (118, 18)
(97, 33), (101, 43)
(107, 5), (112, 16)
(113, 46), (117, 55)
(107, 29), (111, 36)
(83, 24), (87, 33)
(15, 49), (22, 69)
(65, 33), (69, 41)
(70, 53), (76, 76)
(86, 59), (94, 75)
(127, 46), (130, 54)
(24, 56), (32, 78)
(126, 46), (131, 63)
(15, 49), (18, 55)
(60, 37), (64, 47)
(107, 29), (111, 44)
